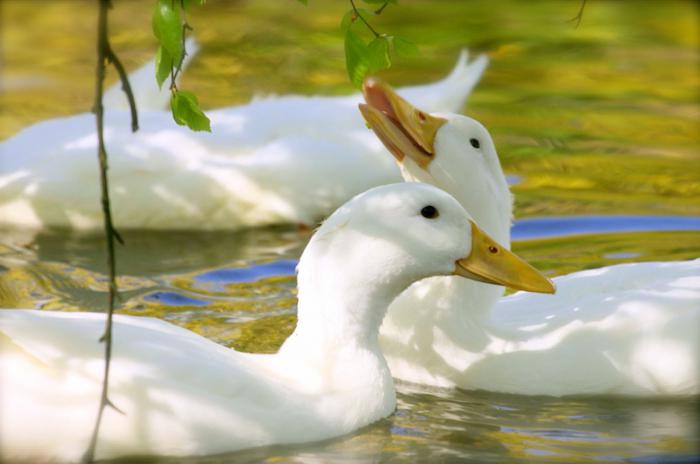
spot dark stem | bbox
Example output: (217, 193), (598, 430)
(83, 0), (131, 460)
(568, 0), (587, 28)
(105, 45), (138, 133)
(350, 0), (380, 38)
(374, 1), (389, 15)
(170, 0), (192, 91)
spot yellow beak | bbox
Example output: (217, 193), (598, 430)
(455, 221), (556, 294)
(359, 77), (446, 169)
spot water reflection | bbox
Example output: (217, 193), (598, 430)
(196, 260), (298, 285)
(0, 226), (307, 276)
(1, 219), (698, 462)
(513, 215), (700, 241)
(107, 385), (698, 463)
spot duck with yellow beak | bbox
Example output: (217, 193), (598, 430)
(0, 182), (552, 461)
(360, 78), (700, 397)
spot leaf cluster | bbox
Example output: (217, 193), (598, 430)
(152, 0), (210, 131)
(341, 1), (417, 87)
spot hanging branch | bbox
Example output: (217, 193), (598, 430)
(341, 0), (417, 88)
(568, 0), (588, 28)
(83, 0), (137, 461)
(349, 0), (381, 38)
(153, 0), (210, 131)
(169, 0), (193, 92)
(105, 45), (139, 133)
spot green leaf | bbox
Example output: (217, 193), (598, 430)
(344, 29), (370, 88)
(170, 90), (211, 132)
(367, 36), (391, 73)
(152, 0), (182, 60)
(393, 36), (419, 57)
(155, 46), (173, 89)
(296, 0), (308, 4)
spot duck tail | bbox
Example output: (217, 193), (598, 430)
(395, 49), (489, 114)
(103, 37), (201, 112)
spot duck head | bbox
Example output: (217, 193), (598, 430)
(359, 78), (512, 246)
(287, 182), (552, 381)
(297, 183), (553, 334)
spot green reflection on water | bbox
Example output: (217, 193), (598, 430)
(3, 227), (698, 353)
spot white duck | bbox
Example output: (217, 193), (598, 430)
(360, 80), (700, 396)
(0, 46), (487, 230)
(0, 183), (554, 461)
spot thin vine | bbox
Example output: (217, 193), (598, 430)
(169, 0), (193, 91)
(82, 0), (137, 461)
(568, 0), (588, 28)
(349, 0), (381, 38)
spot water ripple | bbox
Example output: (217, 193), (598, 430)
(512, 216), (700, 241)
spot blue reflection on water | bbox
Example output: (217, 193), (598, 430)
(512, 215), (700, 241)
(148, 215), (700, 308)
(390, 426), (425, 437)
(628, 455), (700, 464)
(196, 259), (298, 284)
(143, 291), (209, 307)
(506, 174), (523, 186)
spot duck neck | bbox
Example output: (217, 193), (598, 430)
(279, 231), (421, 368)
(284, 265), (399, 357)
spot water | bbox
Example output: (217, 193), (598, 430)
(511, 216), (700, 240)
(1, 0), (699, 462)
(1, 222), (699, 462)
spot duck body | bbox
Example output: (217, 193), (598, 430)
(2, 182), (552, 461)
(0, 110), (395, 229)
(382, 259), (700, 396)
(360, 80), (700, 396)
(0, 51), (488, 230)
(0, 310), (394, 460)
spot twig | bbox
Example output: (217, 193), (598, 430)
(568, 0), (587, 28)
(105, 45), (138, 133)
(374, 2), (389, 15)
(349, 0), (380, 38)
(170, 0), (193, 91)
(83, 0), (136, 461)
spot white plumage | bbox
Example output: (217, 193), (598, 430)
(2, 182), (558, 461)
(0, 46), (488, 230)
(1, 183), (501, 461)
(359, 83), (700, 396)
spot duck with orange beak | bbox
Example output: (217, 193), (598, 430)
(359, 78), (700, 397)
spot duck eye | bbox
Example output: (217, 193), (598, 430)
(469, 138), (480, 149)
(420, 205), (439, 219)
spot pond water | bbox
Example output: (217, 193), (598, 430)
(1, 0), (699, 463)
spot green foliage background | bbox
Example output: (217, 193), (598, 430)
(1, 0), (698, 219)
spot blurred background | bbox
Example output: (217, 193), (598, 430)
(2, 0), (699, 217)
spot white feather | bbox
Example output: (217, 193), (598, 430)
(378, 112), (700, 396)
(0, 50), (488, 230)
(0, 183), (488, 461)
